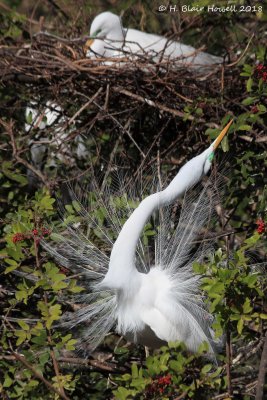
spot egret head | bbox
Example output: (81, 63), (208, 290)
(85, 12), (123, 55)
(203, 119), (233, 173)
(90, 12), (122, 38)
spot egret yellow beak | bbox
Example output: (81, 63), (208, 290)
(84, 38), (94, 53)
(213, 119), (233, 150)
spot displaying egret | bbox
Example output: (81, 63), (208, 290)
(44, 119), (232, 356)
(86, 12), (223, 69)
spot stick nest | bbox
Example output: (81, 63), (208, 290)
(0, 31), (265, 184)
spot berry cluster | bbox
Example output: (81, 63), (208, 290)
(12, 227), (51, 244)
(12, 233), (26, 243)
(256, 218), (265, 234)
(145, 374), (172, 398)
(250, 105), (259, 114)
(254, 64), (267, 82)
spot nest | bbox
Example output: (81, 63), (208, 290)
(0, 30), (265, 189)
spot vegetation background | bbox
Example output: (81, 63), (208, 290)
(0, 0), (266, 399)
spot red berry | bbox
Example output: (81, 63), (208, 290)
(255, 64), (267, 82)
(251, 105), (259, 114)
(41, 227), (51, 236)
(256, 219), (265, 234)
(12, 233), (25, 243)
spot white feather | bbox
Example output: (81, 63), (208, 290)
(43, 143), (225, 356)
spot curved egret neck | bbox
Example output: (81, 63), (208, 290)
(101, 146), (213, 291)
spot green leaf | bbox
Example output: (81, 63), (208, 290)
(39, 195), (55, 211)
(131, 363), (138, 379)
(237, 318), (244, 335)
(31, 330), (47, 345)
(244, 233), (260, 246)
(114, 347), (129, 355)
(113, 386), (133, 400)
(243, 298), (253, 314)
(39, 352), (50, 366)
(221, 136), (229, 152)
(5, 258), (19, 273)
(242, 64), (253, 74)
(237, 125), (251, 131)
(2, 161), (28, 185)
(18, 320), (30, 331)
(65, 338), (77, 351)
(201, 364), (212, 374)
(242, 97), (256, 106)
(246, 77), (253, 92)
(208, 282), (225, 297)
(3, 374), (13, 388)
(15, 330), (27, 345)
(243, 274), (258, 288)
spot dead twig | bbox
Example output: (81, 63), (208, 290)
(113, 87), (194, 120)
(255, 331), (267, 400)
(226, 33), (255, 67)
(12, 352), (71, 400)
(60, 87), (103, 131)
(0, 119), (49, 188)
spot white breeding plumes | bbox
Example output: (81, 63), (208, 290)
(43, 120), (233, 357)
(86, 11), (223, 69)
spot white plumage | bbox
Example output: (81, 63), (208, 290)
(44, 121), (232, 357)
(25, 101), (89, 176)
(87, 12), (223, 69)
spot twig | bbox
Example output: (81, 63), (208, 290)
(239, 135), (267, 143)
(225, 227), (233, 398)
(12, 352), (70, 400)
(34, 233), (67, 399)
(0, 354), (125, 373)
(173, 391), (188, 400)
(191, 229), (242, 244)
(60, 87), (103, 131)
(45, 0), (70, 21)
(133, 118), (171, 179)
(226, 33), (255, 67)
(100, 120), (129, 192)
(93, 100), (146, 158)
(0, 119), (49, 188)
(255, 331), (267, 400)
(226, 329), (232, 398)
(113, 87), (194, 120)
(0, 1), (46, 27)
(233, 338), (263, 365)
(33, 31), (87, 43)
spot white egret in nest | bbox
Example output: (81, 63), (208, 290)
(44, 120), (232, 356)
(86, 12), (223, 69)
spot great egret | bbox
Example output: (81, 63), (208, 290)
(25, 101), (88, 184)
(44, 120), (232, 356)
(86, 11), (223, 69)
(25, 101), (62, 170)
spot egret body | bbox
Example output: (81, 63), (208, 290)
(87, 12), (223, 69)
(45, 120), (232, 356)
